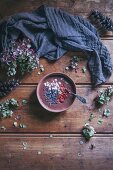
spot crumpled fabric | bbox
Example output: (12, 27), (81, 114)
(0, 5), (112, 85)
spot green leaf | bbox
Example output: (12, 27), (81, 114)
(9, 98), (19, 109)
(13, 121), (18, 127)
(0, 126), (6, 131)
(88, 113), (95, 121)
(0, 98), (18, 119)
(82, 125), (95, 140)
(97, 116), (103, 125)
(19, 123), (27, 128)
(96, 86), (113, 106)
(22, 99), (28, 105)
(103, 108), (110, 117)
(40, 67), (45, 72)
(82, 66), (87, 73)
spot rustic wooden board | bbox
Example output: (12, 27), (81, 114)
(0, 1), (113, 169)
(0, 85), (113, 133)
(0, 0), (113, 17)
(6, 39), (112, 84)
(0, 135), (113, 170)
(1, 39), (112, 84)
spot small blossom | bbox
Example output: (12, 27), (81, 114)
(0, 38), (38, 77)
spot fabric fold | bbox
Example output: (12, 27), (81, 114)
(0, 5), (112, 85)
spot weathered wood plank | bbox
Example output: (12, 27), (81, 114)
(1, 1), (113, 38)
(0, 135), (113, 170)
(1, 39), (112, 84)
(0, 85), (113, 133)
(0, 0), (113, 18)
(0, 1), (113, 169)
(6, 39), (112, 84)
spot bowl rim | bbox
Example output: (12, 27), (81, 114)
(36, 72), (76, 112)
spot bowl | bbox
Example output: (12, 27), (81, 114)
(36, 72), (76, 112)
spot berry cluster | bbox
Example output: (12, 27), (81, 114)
(89, 10), (113, 32)
(44, 79), (69, 105)
(0, 38), (39, 97)
(0, 79), (19, 98)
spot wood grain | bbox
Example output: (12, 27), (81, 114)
(20, 39), (113, 84)
(0, 85), (113, 133)
(0, 135), (112, 170)
(0, 1), (113, 169)
(0, 0), (113, 17)
(1, 39), (112, 84)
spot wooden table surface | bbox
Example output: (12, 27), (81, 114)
(0, 1), (113, 170)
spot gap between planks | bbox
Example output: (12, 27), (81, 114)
(0, 133), (113, 138)
(18, 84), (113, 88)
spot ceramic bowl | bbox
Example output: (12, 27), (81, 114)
(36, 72), (76, 112)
